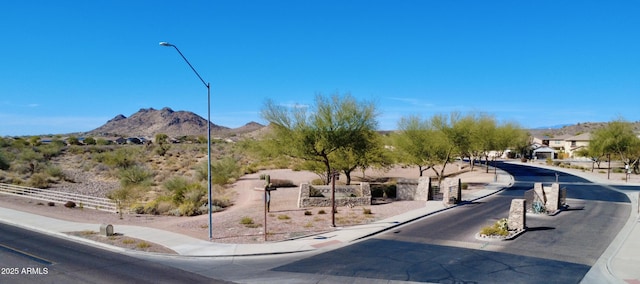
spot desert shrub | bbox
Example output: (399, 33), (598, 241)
(136, 241), (151, 249)
(143, 197), (174, 215)
(28, 173), (50, 188)
(178, 201), (200, 216)
(129, 203), (145, 214)
(101, 148), (138, 169)
(38, 143), (65, 160)
(243, 164), (259, 174)
(64, 201), (77, 208)
(362, 208), (372, 215)
(107, 186), (142, 213)
(318, 209), (326, 214)
(211, 197), (232, 209)
(277, 214), (291, 220)
(310, 179), (325, 186)
(240, 216), (254, 225)
(83, 137), (96, 145)
(196, 157), (242, 185)
(480, 218), (509, 237)
(119, 165), (153, 187)
(461, 183), (469, 190)
(47, 202), (55, 206)
(0, 151), (10, 170)
(122, 238), (136, 245)
(45, 165), (66, 181)
(183, 187), (206, 204)
(164, 177), (189, 204)
(304, 210), (312, 216)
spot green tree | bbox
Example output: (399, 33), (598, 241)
(591, 119), (640, 173)
(261, 93), (379, 184)
(330, 130), (391, 185)
(393, 115), (453, 183)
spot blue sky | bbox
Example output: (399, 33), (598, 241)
(1, 1), (639, 136)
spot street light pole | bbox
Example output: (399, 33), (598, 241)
(160, 41), (213, 241)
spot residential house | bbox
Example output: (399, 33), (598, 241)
(564, 133), (591, 158)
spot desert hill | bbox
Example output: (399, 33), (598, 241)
(84, 107), (640, 139)
(527, 121), (640, 137)
(87, 107), (264, 138)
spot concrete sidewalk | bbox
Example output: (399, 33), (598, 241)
(1, 163), (639, 283)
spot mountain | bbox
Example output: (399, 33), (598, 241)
(88, 107), (231, 137)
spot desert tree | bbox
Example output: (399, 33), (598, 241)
(154, 133), (171, 156)
(261, 93), (379, 184)
(393, 114), (454, 184)
(330, 129), (391, 185)
(591, 119), (640, 173)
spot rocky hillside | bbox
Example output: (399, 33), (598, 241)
(527, 121), (640, 137)
(87, 107), (264, 138)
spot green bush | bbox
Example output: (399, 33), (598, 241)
(277, 214), (291, 220)
(197, 157), (242, 185)
(178, 201), (200, 216)
(101, 148), (138, 169)
(45, 165), (66, 181)
(0, 151), (10, 170)
(240, 216), (254, 225)
(28, 173), (50, 188)
(480, 218), (509, 237)
(119, 166), (153, 187)
(143, 197), (174, 215)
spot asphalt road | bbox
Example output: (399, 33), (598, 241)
(0, 223), (229, 284)
(273, 162), (632, 283)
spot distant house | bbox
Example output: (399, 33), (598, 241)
(564, 133), (591, 158)
(533, 147), (556, 160)
(531, 133), (592, 159)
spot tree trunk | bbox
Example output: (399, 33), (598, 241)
(322, 155), (332, 185)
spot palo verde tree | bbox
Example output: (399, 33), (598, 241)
(330, 129), (391, 185)
(261, 93), (379, 184)
(393, 114), (454, 184)
(590, 119), (640, 173)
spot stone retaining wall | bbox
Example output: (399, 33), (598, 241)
(297, 183), (371, 208)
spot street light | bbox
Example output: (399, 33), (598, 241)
(159, 41), (213, 240)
